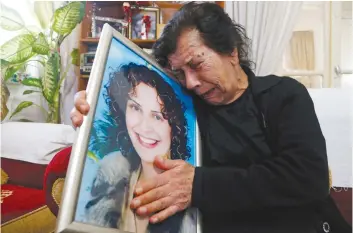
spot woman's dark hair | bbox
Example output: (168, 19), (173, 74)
(103, 62), (191, 171)
(152, 1), (254, 69)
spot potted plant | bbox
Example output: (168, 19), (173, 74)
(0, 1), (85, 123)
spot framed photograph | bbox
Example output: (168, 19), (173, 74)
(128, 7), (159, 40)
(92, 16), (128, 38)
(56, 23), (202, 233)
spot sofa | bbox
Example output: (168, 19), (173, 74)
(0, 122), (75, 233)
(1, 158), (57, 233)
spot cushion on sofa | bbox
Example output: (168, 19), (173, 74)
(1, 122), (75, 164)
(44, 146), (72, 216)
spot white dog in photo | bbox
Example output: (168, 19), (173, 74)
(84, 151), (131, 228)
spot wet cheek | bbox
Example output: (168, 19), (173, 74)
(201, 61), (216, 73)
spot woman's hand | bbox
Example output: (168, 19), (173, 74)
(70, 91), (90, 127)
(130, 156), (195, 224)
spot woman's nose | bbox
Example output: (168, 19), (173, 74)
(139, 116), (153, 133)
(185, 70), (201, 90)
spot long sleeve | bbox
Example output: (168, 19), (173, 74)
(191, 82), (330, 213)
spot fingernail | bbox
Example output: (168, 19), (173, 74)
(138, 207), (146, 214)
(135, 187), (143, 194)
(132, 199), (140, 207)
(150, 217), (158, 223)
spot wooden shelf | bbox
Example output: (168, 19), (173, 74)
(80, 38), (99, 43)
(154, 2), (183, 9)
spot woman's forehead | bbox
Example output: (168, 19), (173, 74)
(130, 83), (163, 104)
(168, 45), (206, 69)
(168, 29), (206, 67)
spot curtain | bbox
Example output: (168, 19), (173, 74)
(59, 24), (81, 126)
(225, 1), (303, 76)
(289, 31), (315, 70)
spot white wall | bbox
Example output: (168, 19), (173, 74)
(339, 18), (353, 88)
(330, 1), (353, 88)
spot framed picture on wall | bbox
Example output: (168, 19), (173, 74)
(129, 6), (160, 40)
(92, 16), (128, 38)
(55, 23), (202, 233)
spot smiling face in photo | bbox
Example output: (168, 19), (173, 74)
(125, 82), (172, 163)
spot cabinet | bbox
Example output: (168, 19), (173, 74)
(77, 1), (224, 91)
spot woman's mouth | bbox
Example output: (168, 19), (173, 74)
(201, 88), (216, 99)
(136, 133), (159, 149)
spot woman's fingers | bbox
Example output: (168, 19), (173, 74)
(70, 108), (83, 128)
(136, 196), (173, 216)
(74, 91), (90, 115)
(71, 91), (89, 127)
(131, 185), (167, 209)
(149, 205), (179, 224)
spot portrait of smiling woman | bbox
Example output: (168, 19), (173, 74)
(83, 63), (196, 233)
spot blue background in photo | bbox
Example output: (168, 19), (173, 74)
(74, 37), (197, 223)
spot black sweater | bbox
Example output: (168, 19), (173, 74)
(190, 68), (330, 233)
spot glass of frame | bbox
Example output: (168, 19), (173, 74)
(55, 24), (202, 233)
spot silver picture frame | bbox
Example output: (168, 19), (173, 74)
(55, 23), (202, 233)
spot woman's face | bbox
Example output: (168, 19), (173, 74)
(126, 82), (172, 163)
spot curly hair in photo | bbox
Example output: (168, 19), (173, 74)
(104, 62), (191, 169)
(86, 62), (194, 233)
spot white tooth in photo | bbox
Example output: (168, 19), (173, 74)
(139, 135), (156, 144)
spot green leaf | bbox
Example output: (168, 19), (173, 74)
(4, 65), (20, 80)
(42, 52), (59, 103)
(32, 32), (49, 55)
(71, 48), (79, 66)
(1, 59), (10, 78)
(21, 78), (42, 88)
(0, 3), (24, 31)
(10, 101), (33, 119)
(1, 59), (23, 81)
(0, 34), (36, 64)
(1, 78), (10, 120)
(52, 2), (85, 35)
(23, 90), (41, 95)
(0, 59), (10, 69)
(34, 1), (54, 30)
